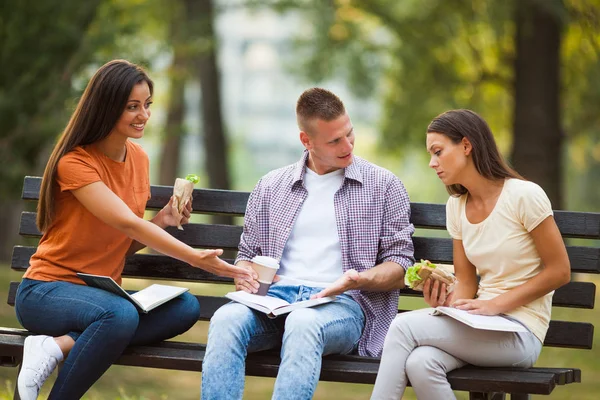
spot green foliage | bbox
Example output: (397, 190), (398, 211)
(259, 0), (600, 210)
(0, 0), (102, 198)
(0, 0), (169, 200)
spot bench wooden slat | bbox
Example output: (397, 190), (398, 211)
(545, 320), (594, 349)
(22, 176), (250, 217)
(17, 209), (600, 274)
(11, 246), (234, 283)
(469, 367), (581, 385)
(148, 185), (249, 216)
(10, 249), (596, 308)
(21, 176), (600, 239)
(10, 247), (596, 308)
(0, 329), (574, 394)
(6, 282), (594, 349)
(19, 212), (243, 250)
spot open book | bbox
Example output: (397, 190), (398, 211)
(433, 306), (528, 332)
(225, 290), (336, 318)
(77, 273), (189, 314)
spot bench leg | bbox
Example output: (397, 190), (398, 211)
(469, 393), (506, 400)
(510, 394), (530, 400)
(13, 363), (21, 400)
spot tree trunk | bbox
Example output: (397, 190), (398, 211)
(512, 0), (564, 208)
(158, 20), (187, 186)
(189, 0), (233, 225)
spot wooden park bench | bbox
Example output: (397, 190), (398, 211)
(1, 176), (598, 399)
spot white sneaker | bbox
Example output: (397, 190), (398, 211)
(18, 335), (61, 400)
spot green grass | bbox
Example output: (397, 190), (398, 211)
(0, 269), (597, 399)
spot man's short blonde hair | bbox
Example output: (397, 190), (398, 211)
(296, 88), (346, 134)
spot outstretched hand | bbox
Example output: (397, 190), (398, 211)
(311, 269), (361, 299)
(195, 249), (257, 281)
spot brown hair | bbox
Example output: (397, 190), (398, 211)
(296, 88), (346, 134)
(37, 59), (153, 232)
(427, 109), (522, 196)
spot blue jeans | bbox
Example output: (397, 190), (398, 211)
(201, 284), (365, 400)
(15, 278), (200, 400)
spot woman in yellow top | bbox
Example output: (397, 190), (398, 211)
(371, 109), (570, 399)
(15, 60), (254, 400)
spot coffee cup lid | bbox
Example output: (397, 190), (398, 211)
(251, 256), (280, 269)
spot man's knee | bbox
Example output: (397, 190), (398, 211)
(283, 309), (323, 344)
(209, 303), (254, 338)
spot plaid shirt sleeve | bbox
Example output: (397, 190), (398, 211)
(235, 179), (264, 264)
(377, 177), (415, 269)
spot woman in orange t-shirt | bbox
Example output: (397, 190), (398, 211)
(14, 60), (255, 400)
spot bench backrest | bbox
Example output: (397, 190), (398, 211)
(10, 176), (600, 350)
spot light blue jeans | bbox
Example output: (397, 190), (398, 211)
(201, 284), (365, 400)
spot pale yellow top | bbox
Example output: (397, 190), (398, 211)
(446, 178), (554, 343)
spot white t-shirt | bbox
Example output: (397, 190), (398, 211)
(446, 178), (554, 342)
(278, 167), (345, 287)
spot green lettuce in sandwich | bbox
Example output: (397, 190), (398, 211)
(404, 259), (456, 291)
(171, 174), (199, 230)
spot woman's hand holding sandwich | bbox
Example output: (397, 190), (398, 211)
(423, 278), (453, 307)
(155, 196), (193, 228)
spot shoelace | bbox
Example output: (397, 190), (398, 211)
(30, 357), (56, 387)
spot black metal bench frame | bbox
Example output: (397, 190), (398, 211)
(2, 176), (598, 399)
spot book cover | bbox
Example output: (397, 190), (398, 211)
(225, 290), (336, 318)
(434, 307), (528, 332)
(76, 273), (189, 313)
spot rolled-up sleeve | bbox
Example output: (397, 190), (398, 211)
(235, 179), (264, 264)
(377, 177), (415, 269)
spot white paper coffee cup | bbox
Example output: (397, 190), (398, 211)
(251, 256), (280, 296)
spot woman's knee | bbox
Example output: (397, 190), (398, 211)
(177, 292), (201, 327)
(102, 301), (140, 338)
(405, 347), (445, 384)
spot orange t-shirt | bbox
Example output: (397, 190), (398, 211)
(24, 140), (150, 285)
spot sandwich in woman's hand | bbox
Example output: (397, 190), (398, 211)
(404, 260), (456, 292)
(171, 174), (199, 230)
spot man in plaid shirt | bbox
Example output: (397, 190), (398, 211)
(202, 88), (415, 400)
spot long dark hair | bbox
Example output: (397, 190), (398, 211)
(37, 60), (154, 232)
(427, 109), (522, 196)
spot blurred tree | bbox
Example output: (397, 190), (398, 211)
(158, 0), (189, 186)
(189, 0), (233, 225)
(261, 0), (600, 210)
(0, 0), (164, 260)
(512, 0), (564, 206)
(0, 0), (103, 259)
(156, 0), (232, 224)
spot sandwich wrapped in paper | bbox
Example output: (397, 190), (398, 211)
(404, 260), (456, 292)
(171, 174), (199, 230)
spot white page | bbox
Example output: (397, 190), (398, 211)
(436, 307), (528, 332)
(227, 291), (290, 311)
(272, 296), (336, 316)
(131, 284), (187, 310)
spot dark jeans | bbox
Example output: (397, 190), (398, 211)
(15, 278), (200, 400)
